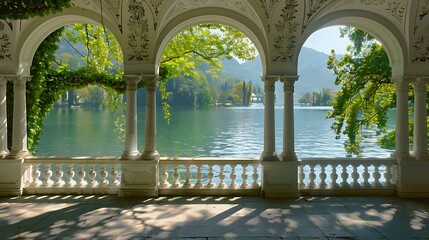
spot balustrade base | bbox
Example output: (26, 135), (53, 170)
(396, 160), (429, 198)
(261, 161), (299, 198)
(300, 188), (395, 196)
(0, 159), (23, 196)
(119, 159), (159, 197)
(159, 188), (261, 196)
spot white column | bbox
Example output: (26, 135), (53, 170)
(141, 75), (159, 160)
(0, 76), (9, 157)
(280, 76), (298, 161)
(121, 75), (141, 160)
(413, 77), (428, 160)
(261, 76), (278, 161)
(393, 77), (410, 160)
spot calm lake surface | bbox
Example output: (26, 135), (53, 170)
(36, 104), (395, 158)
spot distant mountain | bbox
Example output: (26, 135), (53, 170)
(218, 47), (340, 102)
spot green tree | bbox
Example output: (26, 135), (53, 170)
(327, 27), (395, 156)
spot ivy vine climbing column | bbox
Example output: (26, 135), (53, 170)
(0, 76), (8, 157)
(141, 75), (160, 160)
(261, 75), (278, 161)
(280, 76), (298, 161)
(9, 76), (31, 158)
(122, 75), (142, 160)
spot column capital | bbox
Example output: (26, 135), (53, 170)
(123, 75), (141, 91)
(261, 75), (278, 93)
(392, 76), (414, 83)
(12, 75), (31, 91)
(142, 75), (160, 92)
(280, 76), (299, 92)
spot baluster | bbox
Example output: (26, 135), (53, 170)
(298, 165), (305, 188)
(75, 164), (86, 187)
(362, 163), (371, 188)
(30, 163), (41, 187)
(195, 164), (203, 188)
(183, 165), (191, 188)
(229, 164), (237, 188)
(218, 164), (226, 189)
(109, 163), (119, 186)
(384, 164), (393, 187)
(308, 164), (316, 188)
(373, 163), (382, 187)
(351, 163), (361, 188)
(98, 164), (109, 187)
(172, 165), (180, 188)
(206, 164), (214, 188)
(64, 163), (75, 187)
(53, 163), (64, 187)
(240, 164), (249, 189)
(319, 164), (327, 189)
(87, 164), (97, 187)
(340, 164), (350, 188)
(160, 165), (169, 187)
(330, 164), (339, 189)
(42, 163), (53, 187)
(251, 163), (259, 188)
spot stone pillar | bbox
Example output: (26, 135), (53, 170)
(0, 75), (26, 196)
(0, 76), (9, 157)
(280, 76), (298, 161)
(121, 75), (141, 160)
(119, 75), (159, 197)
(393, 77), (410, 160)
(9, 76), (30, 158)
(141, 75), (159, 160)
(261, 75), (278, 161)
(412, 77), (428, 160)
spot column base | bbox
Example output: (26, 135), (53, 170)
(7, 150), (30, 159)
(411, 152), (429, 161)
(261, 161), (299, 198)
(119, 159), (159, 197)
(121, 150), (140, 160)
(390, 152), (411, 161)
(280, 152), (297, 161)
(396, 159), (429, 198)
(260, 151), (278, 161)
(140, 151), (159, 160)
(0, 159), (23, 196)
(0, 150), (9, 158)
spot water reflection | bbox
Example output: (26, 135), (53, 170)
(37, 104), (394, 158)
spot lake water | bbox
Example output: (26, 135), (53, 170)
(36, 104), (394, 158)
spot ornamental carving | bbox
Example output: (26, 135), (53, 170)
(413, 0), (429, 34)
(0, 33), (11, 60)
(302, 0), (335, 33)
(148, 0), (163, 31)
(127, 0), (150, 61)
(272, 0), (299, 62)
(256, 0), (282, 32)
(104, 0), (124, 32)
(360, 0), (407, 30)
(412, 36), (429, 62)
(262, 76), (278, 92)
(164, 0), (257, 29)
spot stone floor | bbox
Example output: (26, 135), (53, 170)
(0, 195), (428, 239)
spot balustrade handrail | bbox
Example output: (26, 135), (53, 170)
(25, 156), (120, 164)
(299, 157), (396, 165)
(159, 157), (260, 165)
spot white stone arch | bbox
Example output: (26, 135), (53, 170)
(299, 9), (407, 78)
(17, 7), (125, 75)
(153, 7), (269, 75)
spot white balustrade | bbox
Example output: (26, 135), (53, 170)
(158, 157), (261, 195)
(299, 158), (397, 195)
(23, 157), (120, 195)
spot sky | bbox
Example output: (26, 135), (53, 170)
(303, 26), (352, 55)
